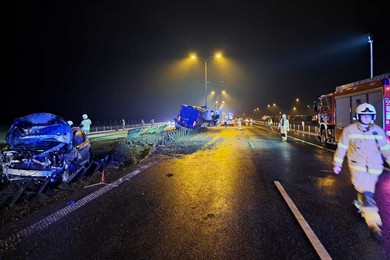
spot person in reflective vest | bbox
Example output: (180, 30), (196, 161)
(267, 116), (273, 131)
(237, 116), (243, 130)
(278, 114), (289, 141)
(333, 103), (390, 240)
(80, 114), (92, 135)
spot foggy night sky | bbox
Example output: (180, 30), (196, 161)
(4, 0), (390, 126)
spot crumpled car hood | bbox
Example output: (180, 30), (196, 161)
(5, 113), (73, 151)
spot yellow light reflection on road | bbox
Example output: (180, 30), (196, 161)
(159, 128), (255, 231)
(315, 176), (337, 196)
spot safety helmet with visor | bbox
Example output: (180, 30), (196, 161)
(355, 103), (376, 122)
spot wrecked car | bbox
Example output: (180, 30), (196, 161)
(0, 113), (92, 205)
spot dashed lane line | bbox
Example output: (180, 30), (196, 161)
(0, 161), (157, 254)
(274, 181), (332, 260)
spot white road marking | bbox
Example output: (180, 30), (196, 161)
(248, 141), (255, 148)
(0, 161), (156, 254)
(287, 136), (334, 152)
(274, 181), (332, 260)
(202, 136), (220, 149)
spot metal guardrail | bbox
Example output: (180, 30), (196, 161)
(254, 121), (318, 136)
(0, 121), (318, 144)
(89, 120), (319, 137)
(89, 121), (173, 135)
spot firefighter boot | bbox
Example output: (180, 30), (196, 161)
(360, 192), (383, 240)
(353, 192), (363, 214)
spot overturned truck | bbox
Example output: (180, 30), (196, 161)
(0, 113), (104, 206)
(174, 104), (220, 129)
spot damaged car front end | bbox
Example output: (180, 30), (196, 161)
(0, 113), (92, 205)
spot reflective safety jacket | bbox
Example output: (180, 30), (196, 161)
(278, 118), (290, 133)
(333, 122), (390, 175)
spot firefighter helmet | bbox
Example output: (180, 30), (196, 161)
(82, 114), (88, 119)
(355, 103), (376, 121)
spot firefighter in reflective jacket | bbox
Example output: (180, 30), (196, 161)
(333, 103), (390, 239)
(278, 114), (289, 141)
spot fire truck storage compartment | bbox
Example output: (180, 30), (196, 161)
(335, 90), (383, 128)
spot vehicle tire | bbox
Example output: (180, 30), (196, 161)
(320, 129), (327, 148)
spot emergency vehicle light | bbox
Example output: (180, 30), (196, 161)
(383, 78), (389, 86)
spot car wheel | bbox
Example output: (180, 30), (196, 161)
(321, 129), (327, 147)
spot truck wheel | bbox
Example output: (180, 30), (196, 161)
(320, 129), (327, 147)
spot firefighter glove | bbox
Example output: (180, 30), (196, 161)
(333, 166), (341, 174)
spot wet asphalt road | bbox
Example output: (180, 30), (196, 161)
(1, 125), (390, 259)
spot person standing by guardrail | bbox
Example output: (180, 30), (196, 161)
(278, 114), (289, 142)
(80, 114), (92, 135)
(267, 116), (273, 131)
(237, 116), (243, 131)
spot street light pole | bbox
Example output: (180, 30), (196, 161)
(191, 53), (222, 107)
(203, 56), (216, 107)
(368, 33), (374, 78)
(204, 59), (208, 107)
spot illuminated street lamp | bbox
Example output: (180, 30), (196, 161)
(191, 53), (222, 107)
(215, 89), (226, 110)
(211, 81), (226, 110)
(368, 33), (374, 78)
(267, 103), (278, 116)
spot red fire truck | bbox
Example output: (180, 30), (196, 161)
(313, 73), (390, 146)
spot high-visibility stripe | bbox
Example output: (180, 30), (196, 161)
(338, 143), (348, 149)
(349, 164), (382, 174)
(334, 157), (343, 163)
(348, 134), (384, 140)
(380, 144), (390, 151)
